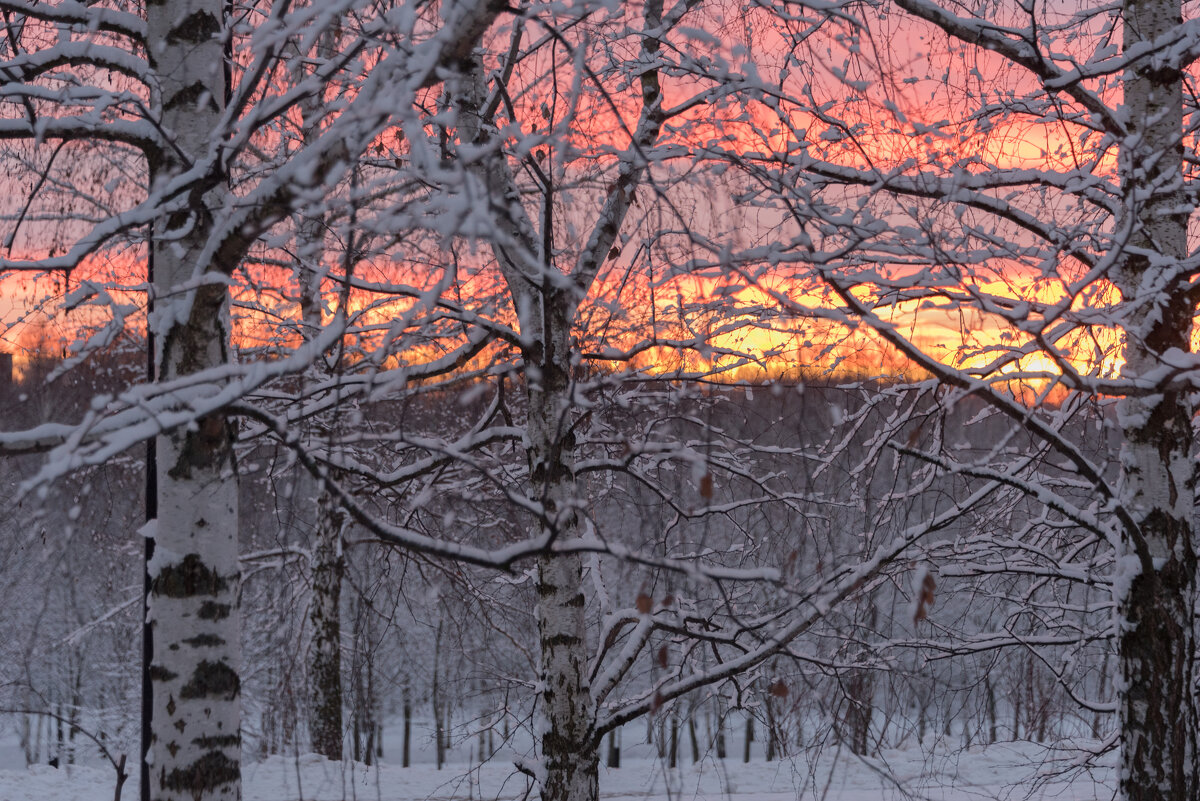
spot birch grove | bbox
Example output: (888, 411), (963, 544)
(2, 2), (1200, 801)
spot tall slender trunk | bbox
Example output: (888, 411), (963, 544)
(402, 685), (412, 768)
(743, 716), (753, 763)
(985, 675), (997, 744)
(308, 494), (345, 760)
(433, 620), (445, 770)
(451, 0), (663, 791)
(1092, 654), (1108, 740)
(1115, 0), (1200, 799)
(668, 712), (679, 768)
(688, 715), (699, 764)
(295, 22), (346, 763)
(713, 699), (726, 760)
(144, 1), (241, 799)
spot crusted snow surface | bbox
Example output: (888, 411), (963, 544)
(0, 739), (1115, 801)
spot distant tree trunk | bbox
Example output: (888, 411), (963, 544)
(1025, 659), (1040, 743)
(668, 713), (679, 768)
(478, 690), (488, 762)
(840, 602), (874, 756)
(143, 2), (241, 799)
(1010, 685), (1019, 741)
(714, 704), (726, 760)
(402, 685), (412, 768)
(764, 695), (779, 762)
(441, 704), (450, 758)
(917, 696), (927, 745)
(743, 716), (753, 763)
(688, 715), (699, 764)
(362, 721), (375, 768)
(54, 703), (64, 766)
(350, 597), (377, 767)
(68, 677), (81, 766)
(434, 621), (445, 771)
(985, 675), (997, 744)
(19, 708), (33, 766)
(1092, 654), (1108, 740)
(308, 494), (345, 760)
(606, 729), (620, 769)
(298, 23), (346, 764)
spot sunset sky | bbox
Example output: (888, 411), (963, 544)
(0, 0), (1177, 400)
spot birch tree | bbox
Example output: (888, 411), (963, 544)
(434, 3), (964, 799)
(0, 2), (507, 798)
(141, 0), (242, 796)
(712, 1), (1200, 798)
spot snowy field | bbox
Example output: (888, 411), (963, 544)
(0, 739), (1115, 801)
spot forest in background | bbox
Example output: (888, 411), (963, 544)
(0, 346), (1117, 775)
(0, 1), (1196, 801)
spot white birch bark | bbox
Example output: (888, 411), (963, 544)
(528, 291), (598, 801)
(1113, 0), (1199, 798)
(144, 1), (241, 799)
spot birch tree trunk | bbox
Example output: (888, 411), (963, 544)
(451, 1), (671, 796)
(532, 466), (599, 801)
(453, 56), (600, 801)
(308, 493), (345, 760)
(529, 298), (598, 799)
(295, 25), (346, 759)
(144, 1), (241, 799)
(1114, 0), (1199, 797)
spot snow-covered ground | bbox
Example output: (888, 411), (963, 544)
(0, 740), (1115, 801)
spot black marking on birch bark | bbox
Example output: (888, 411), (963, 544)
(174, 719), (186, 733)
(192, 734), (239, 749)
(163, 81), (219, 113)
(167, 11), (221, 45)
(182, 634), (225, 648)
(148, 665), (178, 682)
(162, 750), (239, 794)
(197, 601), (231, 621)
(170, 412), (233, 479)
(153, 554), (227, 598)
(180, 660), (239, 700)
(543, 633), (581, 647)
